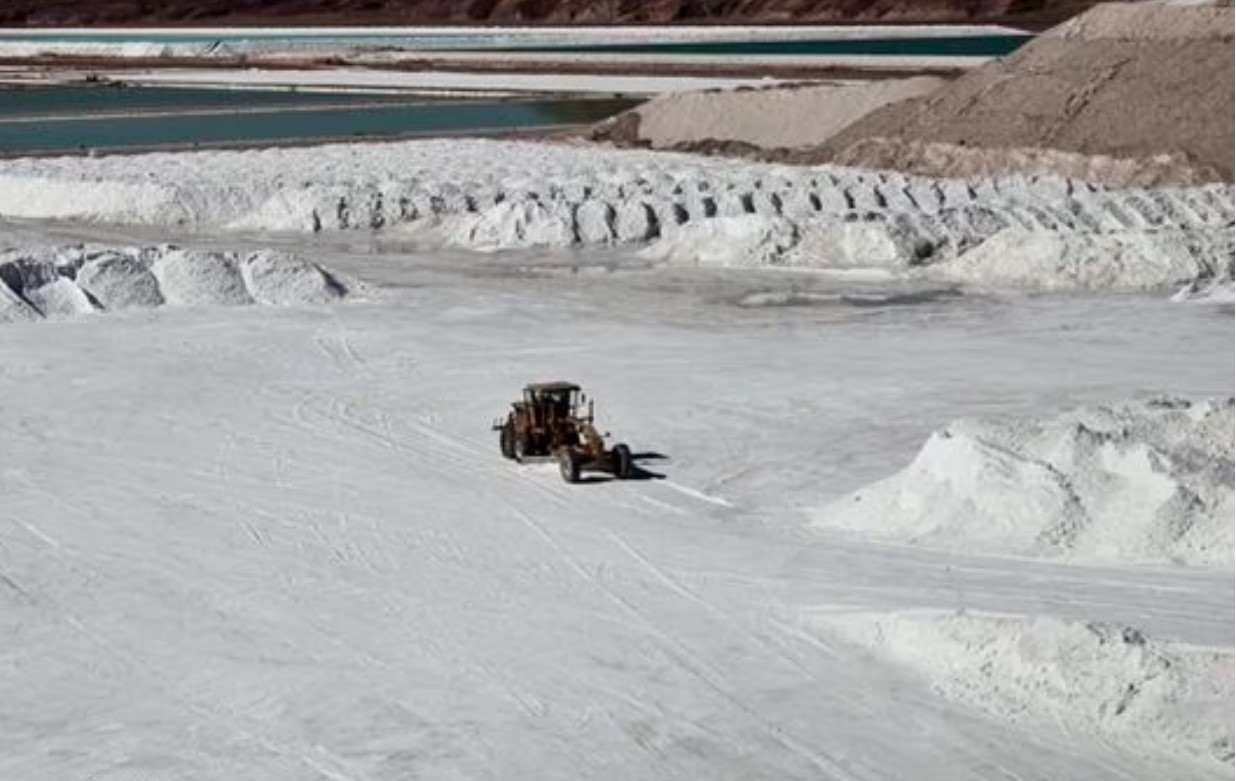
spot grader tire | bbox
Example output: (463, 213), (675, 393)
(612, 443), (633, 479)
(499, 422), (516, 460)
(558, 448), (581, 484)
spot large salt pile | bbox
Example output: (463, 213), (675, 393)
(638, 206), (1234, 293)
(0, 244), (354, 322)
(814, 397), (1235, 568)
(936, 226), (1235, 291)
(811, 609), (1234, 766)
(0, 139), (1230, 292)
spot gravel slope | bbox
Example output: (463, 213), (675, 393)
(817, 4), (1235, 182)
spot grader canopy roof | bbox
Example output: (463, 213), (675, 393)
(525, 382), (580, 392)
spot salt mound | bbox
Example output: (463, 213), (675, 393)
(790, 220), (930, 269)
(0, 278), (38, 322)
(432, 200), (578, 252)
(0, 254), (60, 291)
(642, 215), (933, 271)
(0, 139), (1229, 292)
(242, 251), (348, 306)
(153, 250), (254, 307)
(0, 244), (356, 323)
(813, 609), (1234, 766)
(76, 251), (166, 310)
(639, 214), (798, 267)
(815, 397), (1235, 568)
(0, 255), (93, 318)
(639, 211), (1233, 292)
(23, 277), (96, 317)
(936, 228), (1234, 291)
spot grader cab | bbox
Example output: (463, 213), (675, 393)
(493, 382), (634, 483)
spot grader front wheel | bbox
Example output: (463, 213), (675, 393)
(499, 422), (516, 460)
(558, 448), (581, 484)
(612, 443), (633, 479)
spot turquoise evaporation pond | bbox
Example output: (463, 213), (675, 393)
(0, 88), (638, 153)
(0, 31), (1032, 56)
(0, 85), (444, 117)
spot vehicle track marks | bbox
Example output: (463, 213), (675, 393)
(508, 506), (859, 781)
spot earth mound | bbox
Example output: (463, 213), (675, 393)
(596, 78), (946, 153)
(590, 4), (1234, 187)
(815, 4), (1235, 183)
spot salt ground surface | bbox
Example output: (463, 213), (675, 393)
(0, 243), (353, 321)
(815, 397), (1235, 568)
(0, 139), (1231, 292)
(1, 215), (1232, 779)
(0, 123), (1230, 778)
(807, 609), (1234, 766)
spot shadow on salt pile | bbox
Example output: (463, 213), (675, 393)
(0, 244), (358, 323)
(735, 286), (963, 310)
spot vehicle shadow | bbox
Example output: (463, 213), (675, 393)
(579, 452), (668, 483)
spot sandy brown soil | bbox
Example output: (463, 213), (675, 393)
(592, 3), (1235, 186)
(0, 0), (1141, 29)
(815, 4), (1235, 182)
(609, 77), (946, 150)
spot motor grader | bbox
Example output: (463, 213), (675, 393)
(493, 382), (634, 483)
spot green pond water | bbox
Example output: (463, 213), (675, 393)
(0, 85), (432, 117)
(0, 89), (637, 154)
